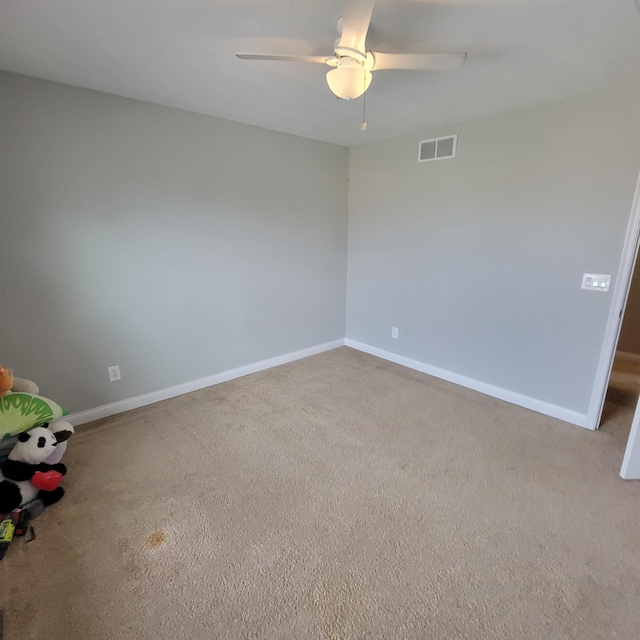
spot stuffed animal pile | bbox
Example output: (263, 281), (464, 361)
(0, 422), (73, 513)
(0, 366), (67, 453)
(0, 364), (73, 557)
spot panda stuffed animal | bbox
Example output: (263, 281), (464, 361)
(0, 422), (73, 514)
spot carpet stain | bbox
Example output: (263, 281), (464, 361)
(145, 531), (167, 549)
(308, 577), (363, 640)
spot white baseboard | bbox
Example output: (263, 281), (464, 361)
(616, 350), (640, 365)
(345, 339), (589, 429)
(67, 337), (590, 430)
(66, 339), (345, 426)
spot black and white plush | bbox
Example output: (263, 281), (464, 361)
(0, 422), (73, 513)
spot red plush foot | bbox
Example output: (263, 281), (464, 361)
(31, 470), (63, 491)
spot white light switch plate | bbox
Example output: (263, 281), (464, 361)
(581, 273), (611, 292)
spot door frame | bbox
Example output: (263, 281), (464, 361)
(586, 170), (640, 431)
(620, 396), (640, 479)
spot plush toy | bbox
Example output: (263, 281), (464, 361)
(0, 422), (73, 514)
(43, 420), (74, 465)
(0, 367), (13, 398)
(0, 365), (63, 451)
(0, 365), (40, 397)
(10, 377), (39, 395)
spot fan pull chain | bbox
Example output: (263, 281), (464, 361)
(360, 78), (367, 132)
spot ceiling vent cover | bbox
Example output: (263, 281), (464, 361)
(418, 134), (457, 163)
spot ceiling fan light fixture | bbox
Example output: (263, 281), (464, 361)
(326, 62), (372, 100)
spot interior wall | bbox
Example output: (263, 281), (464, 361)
(0, 71), (349, 413)
(618, 258), (640, 355)
(347, 81), (640, 417)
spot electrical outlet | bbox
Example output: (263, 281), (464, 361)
(391, 327), (399, 339)
(108, 365), (121, 382)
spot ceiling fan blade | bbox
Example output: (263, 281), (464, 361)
(371, 52), (467, 71)
(236, 53), (332, 65)
(335, 0), (375, 60)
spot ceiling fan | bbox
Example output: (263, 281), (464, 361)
(236, 0), (467, 101)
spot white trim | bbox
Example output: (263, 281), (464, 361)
(620, 396), (640, 479)
(615, 350), (640, 365)
(345, 339), (589, 428)
(65, 339), (345, 426)
(587, 170), (640, 430)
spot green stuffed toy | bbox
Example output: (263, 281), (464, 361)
(0, 365), (66, 453)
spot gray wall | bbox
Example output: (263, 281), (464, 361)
(618, 259), (640, 355)
(0, 71), (349, 413)
(4, 69), (639, 421)
(347, 82), (640, 415)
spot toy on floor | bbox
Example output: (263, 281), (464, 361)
(41, 419), (74, 465)
(0, 365), (40, 397)
(0, 512), (16, 559)
(0, 392), (65, 443)
(0, 423), (73, 514)
(0, 508), (33, 560)
(0, 366), (73, 559)
(0, 364), (65, 450)
(0, 366), (13, 398)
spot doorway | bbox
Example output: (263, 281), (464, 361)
(590, 169), (640, 478)
(599, 259), (640, 446)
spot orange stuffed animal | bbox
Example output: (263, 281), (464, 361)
(0, 366), (14, 398)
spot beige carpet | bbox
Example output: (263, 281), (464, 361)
(2, 347), (640, 640)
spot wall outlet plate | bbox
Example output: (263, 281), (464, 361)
(108, 365), (121, 382)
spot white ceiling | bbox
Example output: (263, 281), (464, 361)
(1, 0), (640, 147)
